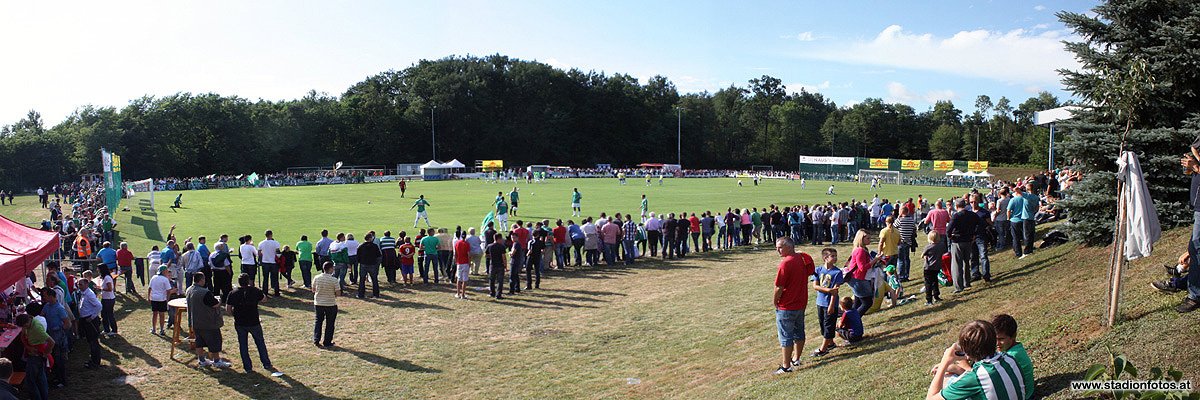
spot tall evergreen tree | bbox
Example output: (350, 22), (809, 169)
(1057, 0), (1200, 245)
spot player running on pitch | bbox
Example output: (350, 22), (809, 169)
(411, 195), (432, 227)
(640, 194), (649, 221)
(571, 188), (582, 217)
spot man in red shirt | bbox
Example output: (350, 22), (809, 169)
(552, 220), (568, 269)
(772, 236), (815, 374)
(453, 236), (472, 299)
(397, 238), (416, 285)
(116, 242), (135, 293)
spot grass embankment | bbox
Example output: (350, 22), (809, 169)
(0, 180), (1194, 399)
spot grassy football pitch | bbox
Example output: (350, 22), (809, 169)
(112, 178), (965, 252)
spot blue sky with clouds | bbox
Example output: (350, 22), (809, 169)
(0, 0), (1097, 124)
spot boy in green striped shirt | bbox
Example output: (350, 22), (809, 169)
(927, 320), (1027, 400)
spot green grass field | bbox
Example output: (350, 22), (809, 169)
(108, 178), (965, 253)
(1, 179), (1197, 399)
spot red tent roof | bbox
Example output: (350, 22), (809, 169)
(0, 215), (60, 290)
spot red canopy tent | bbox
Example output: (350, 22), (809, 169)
(0, 215), (60, 290)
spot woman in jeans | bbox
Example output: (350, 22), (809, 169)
(844, 229), (882, 315)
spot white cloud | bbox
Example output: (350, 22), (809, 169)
(885, 82), (957, 103)
(790, 80), (831, 93)
(801, 25), (1080, 86)
(781, 31), (817, 41)
(542, 58), (571, 70)
(1024, 85), (1044, 94)
(1034, 5), (1046, 11)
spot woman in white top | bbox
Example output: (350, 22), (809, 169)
(94, 265), (118, 336)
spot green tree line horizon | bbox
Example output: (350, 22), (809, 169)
(1, 55), (1061, 190)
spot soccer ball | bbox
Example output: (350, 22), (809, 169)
(367, 201), (372, 204)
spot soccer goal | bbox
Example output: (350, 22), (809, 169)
(858, 169), (901, 185)
(127, 178), (155, 208)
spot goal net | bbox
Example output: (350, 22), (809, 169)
(858, 169), (901, 185)
(127, 178), (155, 208)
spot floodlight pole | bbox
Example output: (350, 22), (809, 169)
(431, 105), (437, 160)
(676, 106), (682, 165)
(975, 125), (980, 161)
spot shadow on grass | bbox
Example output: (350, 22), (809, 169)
(102, 335), (164, 369)
(337, 347), (439, 373)
(1037, 371), (1081, 399)
(129, 214), (163, 242)
(213, 368), (348, 400)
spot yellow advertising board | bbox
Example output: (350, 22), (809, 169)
(869, 158), (889, 169)
(933, 160), (955, 171)
(901, 159), (921, 170)
(967, 161), (989, 172)
(481, 160), (504, 170)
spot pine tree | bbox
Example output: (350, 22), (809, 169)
(1056, 0), (1200, 245)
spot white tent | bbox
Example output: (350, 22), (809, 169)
(945, 169), (965, 176)
(962, 171), (980, 178)
(443, 159), (466, 168)
(420, 160), (450, 174)
(975, 170), (994, 178)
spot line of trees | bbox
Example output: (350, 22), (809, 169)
(0, 55), (1063, 190)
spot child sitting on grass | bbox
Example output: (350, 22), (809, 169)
(835, 296), (863, 345)
(992, 314), (1035, 400)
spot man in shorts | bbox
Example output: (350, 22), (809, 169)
(495, 199), (510, 231)
(411, 195), (432, 228)
(571, 188), (582, 217)
(454, 234), (472, 299)
(147, 265), (174, 335)
(772, 237), (815, 374)
(186, 273), (230, 368)
(508, 187), (520, 216)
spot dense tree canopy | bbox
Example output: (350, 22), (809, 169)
(1, 54), (1061, 190)
(1056, 0), (1200, 245)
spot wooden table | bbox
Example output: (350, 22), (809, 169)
(167, 298), (191, 360)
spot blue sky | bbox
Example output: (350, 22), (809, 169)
(0, 0), (1098, 125)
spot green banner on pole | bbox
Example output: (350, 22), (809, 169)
(101, 148), (123, 212)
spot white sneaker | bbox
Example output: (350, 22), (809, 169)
(198, 359), (213, 368)
(212, 360), (232, 368)
(1019, 255), (1028, 260)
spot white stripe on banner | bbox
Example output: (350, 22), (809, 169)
(799, 156), (855, 165)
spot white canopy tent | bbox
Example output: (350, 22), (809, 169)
(945, 169), (965, 176)
(443, 159), (466, 168)
(975, 170), (994, 178)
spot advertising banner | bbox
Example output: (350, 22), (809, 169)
(799, 156), (855, 166)
(967, 161), (989, 172)
(868, 158), (889, 169)
(901, 160), (922, 170)
(933, 160), (955, 171)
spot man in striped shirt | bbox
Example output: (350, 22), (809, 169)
(896, 208), (918, 281)
(926, 320), (1026, 400)
(622, 216), (638, 265)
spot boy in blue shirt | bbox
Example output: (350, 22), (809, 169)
(811, 248), (843, 356)
(836, 296), (864, 344)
